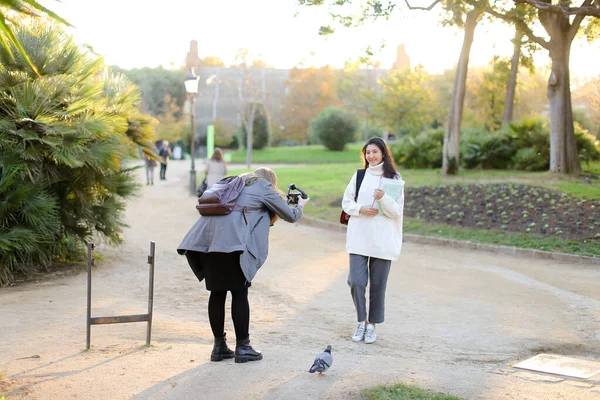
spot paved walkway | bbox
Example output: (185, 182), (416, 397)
(0, 160), (599, 400)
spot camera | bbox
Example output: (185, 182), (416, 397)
(286, 183), (308, 205)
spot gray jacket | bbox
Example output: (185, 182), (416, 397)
(177, 179), (303, 282)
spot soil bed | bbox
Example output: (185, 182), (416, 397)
(405, 184), (600, 241)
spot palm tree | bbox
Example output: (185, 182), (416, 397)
(0, 0), (69, 74)
(0, 22), (156, 285)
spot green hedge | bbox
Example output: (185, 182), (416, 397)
(309, 107), (358, 151)
(391, 129), (444, 169)
(392, 118), (599, 171)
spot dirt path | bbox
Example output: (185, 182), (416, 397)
(1, 160), (599, 400)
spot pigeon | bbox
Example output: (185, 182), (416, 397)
(308, 345), (333, 375)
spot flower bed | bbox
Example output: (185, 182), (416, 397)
(406, 184), (600, 241)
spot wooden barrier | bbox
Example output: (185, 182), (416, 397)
(86, 241), (155, 350)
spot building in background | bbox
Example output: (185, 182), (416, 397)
(183, 41), (409, 152)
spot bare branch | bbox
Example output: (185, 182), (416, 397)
(568, 0), (596, 41)
(514, 0), (600, 17)
(404, 0), (442, 10)
(485, 7), (550, 49)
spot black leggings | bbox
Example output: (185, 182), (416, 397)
(208, 288), (249, 340)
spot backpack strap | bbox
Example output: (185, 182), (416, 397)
(354, 169), (366, 201)
(233, 205), (265, 225)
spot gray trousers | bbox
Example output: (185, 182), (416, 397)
(348, 254), (391, 324)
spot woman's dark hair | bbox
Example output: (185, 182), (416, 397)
(361, 136), (398, 179)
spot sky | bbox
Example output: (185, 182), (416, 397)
(42, 0), (599, 79)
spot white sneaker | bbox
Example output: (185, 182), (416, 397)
(364, 324), (376, 344)
(352, 322), (366, 342)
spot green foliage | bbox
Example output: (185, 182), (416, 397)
(374, 66), (436, 135)
(508, 119), (599, 170)
(510, 118), (550, 152)
(389, 117), (597, 173)
(365, 383), (461, 400)
(240, 102), (270, 150)
(0, 23), (155, 285)
(309, 107), (358, 151)
(212, 117), (236, 148)
(573, 108), (596, 134)
(391, 129), (444, 169)
(0, 3), (70, 76)
(229, 143), (363, 163)
(112, 66), (186, 119)
(460, 130), (518, 169)
(575, 125), (600, 165)
(466, 57), (511, 132)
(336, 60), (380, 141)
(512, 147), (548, 171)
(506, 118), (549, 171)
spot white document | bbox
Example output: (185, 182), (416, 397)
(375, 178), (404, 210)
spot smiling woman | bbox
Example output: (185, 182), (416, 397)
(341, 137), (405, 344)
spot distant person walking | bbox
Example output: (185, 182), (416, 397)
(143, 154), (157, 185)
(158, 140), (172, 181)
(341, 137), (405, 344)
(205, 148), (228, 187)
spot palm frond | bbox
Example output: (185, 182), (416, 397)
(0, 19), (156, 285)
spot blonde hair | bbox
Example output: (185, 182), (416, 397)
(211, 148), (224, 162)
(244, 167), (286, 225)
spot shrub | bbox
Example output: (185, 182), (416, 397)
(575, 124), (600, 165)
(0, 23), (155, 286)
(240, 102), (270, 150)
(512, 147), (549, 171)
(460, 130), (518, 169)
(510, 118), (550, 157)
(211, 117), (235, 148)
(391, 129), (444, 169)
(506, 118), (599, 170)
(309, 107), (358, 151)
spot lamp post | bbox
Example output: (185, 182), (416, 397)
(184, 69), (200, 195)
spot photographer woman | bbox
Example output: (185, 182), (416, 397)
(177, 167), (309, 363)
(341, 137), (404, 344)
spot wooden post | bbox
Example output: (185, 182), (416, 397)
(86, 243), (94, 350)
(146, 241), (156, 346)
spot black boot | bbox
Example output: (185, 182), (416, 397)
(235, 337), (263, 363)
(211, 333), (235, 362)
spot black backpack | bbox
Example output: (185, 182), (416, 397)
(339, 169), (366, 225)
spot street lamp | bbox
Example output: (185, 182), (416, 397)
(184, 69), (200, 195)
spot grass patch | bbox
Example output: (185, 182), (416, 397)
(364, 383), (462, 400)
(405, 219), (600, 257)
(583, 160), (600, 176)
(229, 144), (364, 164)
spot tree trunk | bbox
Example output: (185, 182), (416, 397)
(502, 27), (523, 125)
(245, 105), (256, 169)
(543, 15), (581, 174)
(441, 8), (483, 175)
